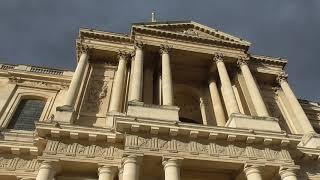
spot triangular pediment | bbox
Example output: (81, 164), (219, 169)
(132, 21), (251, 47)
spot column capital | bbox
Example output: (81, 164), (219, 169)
(277, 73), (288, 84)
(122, 154), (143, 166)
(162, 157), (183, 168)
(117, 50), (131, 61)
(212, 52), (224, 63)
(79, 44), (91, 54)
(244, 164), (263, 176)
(134, 41), (145, 49)
(98, 165), (117, 176)
(237, 57), (249, 67)
(279, 166), (299, 179)
(159, 44), (173, 54)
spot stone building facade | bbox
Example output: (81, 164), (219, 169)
(0, 21), (319, 180)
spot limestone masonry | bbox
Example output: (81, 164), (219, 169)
(0, 20), (319, 180)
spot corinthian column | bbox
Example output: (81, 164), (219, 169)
(122, 155), (142, 180)
(208, 77), (226, 126)
(238, 58), (269, 117)
(214, 53), (240, 116)
(160, 44), (174, 106)
(109, 51), (129, 112)
(64, 47), (89, 108)
(244, 165), (263, 180)
(129, 42), (144, 102)
(36, 161), (56, 180)
(279, 167), (298, 180)
(277, 74), (315, 134)
(162, 158), (181, 180)
(98, 166), (117, 180)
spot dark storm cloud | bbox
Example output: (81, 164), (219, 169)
(0, 0), (319, 101)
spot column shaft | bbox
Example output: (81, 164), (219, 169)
(64, 51), (88, 107)
(214, 54), (240, 116)
(244, 166), (263, 180)
(109, 52), (128, 112)
(278, 76), (315, 134)
(161, 45), (174, 106)
(129, 43), (144, 102)
(208, 78), (226, 126)
(162, 159), (181, 180)
(36, 161), (56, 180)
(122, 155), (141, 180)
(98, 166), (117, 180)
(239, 60), (269, 117)
(280, 169), (298, 180)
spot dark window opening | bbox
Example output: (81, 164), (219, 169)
(8, 99), (46, 131)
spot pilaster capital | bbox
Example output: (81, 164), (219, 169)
(134, 41), (144, 50)
(277, 72), (288, 84)
(212, 52), (224, 63)
(117, 50), (131, 61)
(162, 157), (183, 168)
(279, 166), (299, 179)
(243, 164), (263, 176)
(159, 44), (173, 55)
(98, 165), (118, 176)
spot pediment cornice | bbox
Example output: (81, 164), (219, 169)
(250, 54), (287, 67)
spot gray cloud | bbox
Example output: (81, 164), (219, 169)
(0, 0), (319, 101)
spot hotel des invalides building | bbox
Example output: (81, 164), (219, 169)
(1, 19), (320, 180)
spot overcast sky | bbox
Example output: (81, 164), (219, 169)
(0, 1), (319, 101)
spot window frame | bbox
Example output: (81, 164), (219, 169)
(0, 87), (56, 130)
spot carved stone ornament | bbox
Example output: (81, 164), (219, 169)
(134, 41), (144, 49)
(159, 44), (173, 55)
(0, 156), (40, 172)
(43, 140), (122, 160)
(117, 50), (131, 61)
(124, 134), (293, 164)
(213, 52), (224, 63)
(181, 28), (199, 36)
(237, 57), (248, 67)
(277, 73), (288, 84)
(83, 80), (109, 113)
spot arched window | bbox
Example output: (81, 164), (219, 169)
(8, 99), (46, 131)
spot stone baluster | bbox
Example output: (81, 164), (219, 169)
(122, 155), (142, 180)
(279, 167), (298, 180)
(244, 164), (263, 180)
(238, 58), (269, 117)
(64, 46), (89, 108)
(214, 53), (240, 116)
(129, 42), (144, 102)
(208, 77), (226, 126)
(109, 51), (130, 112)
(162, 158), (181, 180)
(160, 44), (174, 106)
(36, 161), (57, 180)
(277, 74), (315, 134)
(98, 166), (117, 180)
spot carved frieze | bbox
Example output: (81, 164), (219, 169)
(124, 134), (293, 164)
(9, 78), (68, 90)
(0, 156), (39, 172)
(43, 140), (122, 160)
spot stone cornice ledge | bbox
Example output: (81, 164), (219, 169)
(114, 116), (301, 147)
(36, 122), (122, 143)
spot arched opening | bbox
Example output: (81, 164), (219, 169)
(8, 98), (46, 131)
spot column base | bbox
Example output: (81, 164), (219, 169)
(127, 101), (180, 122)
(225, 113), (282, 132)
(298, 133), (320, 148)
(54, 105), (76, 124)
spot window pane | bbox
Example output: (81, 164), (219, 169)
(8, 99), (46, 131)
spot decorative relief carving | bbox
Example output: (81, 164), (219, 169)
(43, 140), (121, 160)
(124, 135), (293, 163)
(82, 65), (114, 115)
(0, 156), (39, 172)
